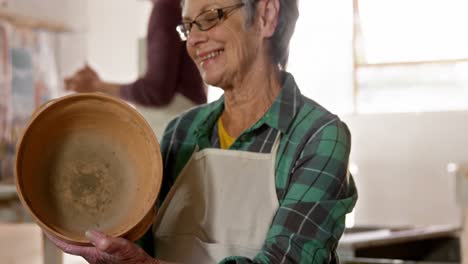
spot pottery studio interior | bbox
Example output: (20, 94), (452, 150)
(0, 0), (467, 263)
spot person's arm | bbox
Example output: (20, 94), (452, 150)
(120, 0), (184, 106)
(220, 120), (358, 264)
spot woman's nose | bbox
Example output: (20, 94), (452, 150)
(187, 27), (208, 47)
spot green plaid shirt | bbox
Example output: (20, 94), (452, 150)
(157, 72), (357, 263)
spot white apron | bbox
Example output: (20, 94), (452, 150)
(153, 135), (281, 263)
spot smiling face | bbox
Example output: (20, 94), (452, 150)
(182, 0), (264, 89)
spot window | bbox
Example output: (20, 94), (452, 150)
(354, 0), (468, 113)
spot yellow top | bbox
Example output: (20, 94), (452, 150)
(217, 117), (235, 149)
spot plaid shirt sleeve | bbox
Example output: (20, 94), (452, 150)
(220, 119), (358, 264)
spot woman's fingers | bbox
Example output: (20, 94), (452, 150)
(64, 76), (97, 92)
(85, 230), (149, 261)
(78, 66), (98, 80)
(45, 229), (155, 264)
(64, 65), (100, 91)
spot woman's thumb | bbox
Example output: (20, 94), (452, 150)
(85, 230), (132, 256)
(85, 230), (112, 252)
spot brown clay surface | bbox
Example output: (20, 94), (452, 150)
(16, 94), (162, 244)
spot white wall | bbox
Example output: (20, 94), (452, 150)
(343, 111), (465, 227)
(85, 0), (152, 83)
(289, 0), (354, 114)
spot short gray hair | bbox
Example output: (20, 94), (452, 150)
(243, 0), (299, 69)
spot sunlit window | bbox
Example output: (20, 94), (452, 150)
(358, 0), (468, 63)
(355, 0), (468, 113)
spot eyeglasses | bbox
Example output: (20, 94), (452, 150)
(176, 3), (245, 41)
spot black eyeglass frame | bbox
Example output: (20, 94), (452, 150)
(176, 3), (245, 41)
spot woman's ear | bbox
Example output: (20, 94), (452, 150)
(257, 0), (280, 38)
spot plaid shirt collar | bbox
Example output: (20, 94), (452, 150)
(194, 72), (304, 146)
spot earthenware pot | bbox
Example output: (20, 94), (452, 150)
(15, 93), (162, 245)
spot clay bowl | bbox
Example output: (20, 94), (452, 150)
(15, 93), (162, 245)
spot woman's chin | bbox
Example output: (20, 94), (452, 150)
(202, 72), (223, 87)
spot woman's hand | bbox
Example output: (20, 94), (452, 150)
(65, 65), (102, 93)
(45, 230), (165, 264)
(64, 65), (121, 97)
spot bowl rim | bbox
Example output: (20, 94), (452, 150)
(15, 93), (163, 245)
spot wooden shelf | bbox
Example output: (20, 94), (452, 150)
(357, 58), (468, 69)
(0, 7), (72, 33)
(0, 183), (16, 200)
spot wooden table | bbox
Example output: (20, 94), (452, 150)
(338, 225), (460, 262)
(0, 184), (65, 264)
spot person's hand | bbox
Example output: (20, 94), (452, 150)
(45, 230), (167, 264)
(65, 65), (102, 93)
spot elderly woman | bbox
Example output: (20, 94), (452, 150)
(47, 0), (357, 263)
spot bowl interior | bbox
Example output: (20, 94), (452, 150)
(16, 95), (162, 244)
